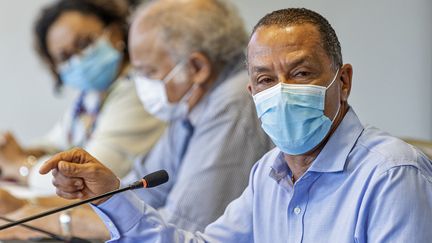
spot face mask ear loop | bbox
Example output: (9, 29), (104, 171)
(162, 61), (186, 84)
(161, 61), (194, 106)
(331, 101), (341, 123)
(325, 68), (340, 90)
(328, 68), (341, 123)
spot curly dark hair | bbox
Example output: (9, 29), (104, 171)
(251, 8), (342, 71)
(34, 0), (129, 89)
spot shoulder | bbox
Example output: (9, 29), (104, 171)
(198, 70), (257, 127)
(97, 76), (163, 128)
(104, 76), (138, 105)
(357, 129), (432, 214)
(208, 70), (252, 112)
(353, 125), (432, 178)
(101, 75), (147, 116)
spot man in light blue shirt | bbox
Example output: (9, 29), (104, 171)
(41, 7), (432, 243)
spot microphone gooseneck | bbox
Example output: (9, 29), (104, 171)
(0, 215), (65, 241)
(0, 170), (169, 231)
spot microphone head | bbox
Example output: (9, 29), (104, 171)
(142, 170), (169, 188)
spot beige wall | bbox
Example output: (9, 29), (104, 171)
(0, 0), (76, 145)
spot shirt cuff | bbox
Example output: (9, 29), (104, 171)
(91, 190), (144, 240)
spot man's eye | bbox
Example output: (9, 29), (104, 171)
(257, 77), (274, 84)
(294, 71), (311, 78)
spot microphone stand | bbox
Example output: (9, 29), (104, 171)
(0, 170), (168, 235)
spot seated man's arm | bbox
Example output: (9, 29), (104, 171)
(93, 163), (257, 242)
(355, 159), (432, 242)
(38, 147), (256, 242)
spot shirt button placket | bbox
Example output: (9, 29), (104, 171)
(288, 180), (307, 243)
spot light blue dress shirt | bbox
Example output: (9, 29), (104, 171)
(94, 108), (432, 242)
(99, 58), (274, 233)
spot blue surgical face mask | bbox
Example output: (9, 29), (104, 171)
(59, 37), (122, 91)
(253, 70), (340, 155)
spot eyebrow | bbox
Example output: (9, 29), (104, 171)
(251, 66), (272, 74)
(250, 56), (316, 74)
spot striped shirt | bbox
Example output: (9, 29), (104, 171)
(116, 59), (274, 232)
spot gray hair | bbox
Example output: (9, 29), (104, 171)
(132, 0), (248, 66)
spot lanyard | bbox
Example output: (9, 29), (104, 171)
(67, 72), (131, 146)
(67, 91), (104, 146)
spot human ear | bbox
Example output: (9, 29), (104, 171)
(338, 64), (353, 102)
(186, 52), (212, 86)
(247, 82), (254, 95)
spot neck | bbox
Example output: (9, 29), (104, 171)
(187, 79), (213, 112)
(284, 103), (349, 182)
(284, 151), (319, 182)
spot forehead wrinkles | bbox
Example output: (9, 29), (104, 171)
(248, 44), (300, 59)
(248, 24), (322, 57)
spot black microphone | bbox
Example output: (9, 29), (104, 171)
(0, 170), (169, 231)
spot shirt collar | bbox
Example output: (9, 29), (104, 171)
(269, 107), (364, 179)
(307, 107), (364, 173)
(269, 151), (290, 182)
(188, 98), (206, 126)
